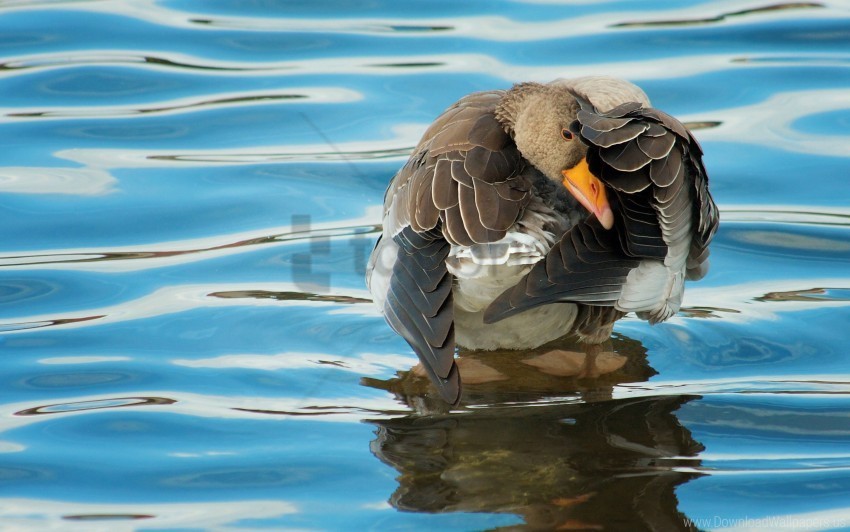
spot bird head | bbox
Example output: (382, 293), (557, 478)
(500, 78), (651, 230)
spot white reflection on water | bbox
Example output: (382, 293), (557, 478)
(688, 88), (850, 157)
(682, 277), (850, 323)
(0, 498), (298, 529)
(169, 450), (238, 458)
(4, 0), (831, 40)
(0, 166), (116, 195)
(0, 441), (25, 453)
(0, 207), (382, 271)
(174, 352), (417, 375)
(49, 125), (419, 168)
(10, 48), (848, 89)
(615, 380), (850, 401)
(720, 207), (850, 226)
(39, 356), (132, 365)
(1, 391), (408, 431)
(733, 230), (850, 251)
(3, 87), (363, 119)
(0, 282), (375, 334)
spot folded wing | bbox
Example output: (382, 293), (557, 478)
(368, 91), (532, 403)
(485, 98), (719, 324)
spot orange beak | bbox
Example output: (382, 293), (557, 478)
(561, 157), (614, 230)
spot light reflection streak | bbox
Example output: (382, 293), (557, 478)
(46, 123), (422, 168)
(614, 377), (850, 402)
(173, 352), (417, 375)
(683, 88), (850, 158)
(0, 166), (116, 195)
(0, 498), (298, 529)
(5, 48), (849, 87)
(2, 383), (850, 433)
(680, 277), (850, 324)
(0, 0), (835, 40)
(702, 452), (850, 460)
(0, 391), (409, 432)
(680, 465), (850, 476)
(14, 396), (175, 416)
(0, 207), (383, 271)
(0, 282), (376, 334)
(0, 272), (843, 335)
(0, 441), (25, 453)
(3, 87), (363, 120)
(719, 207), (850, 226)
(38, 356), (132, 365)
(611, 2), (824, 28)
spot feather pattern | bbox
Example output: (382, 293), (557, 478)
(383, 227), (460, 402)
(485, 90), (719, 326)
(369, 90), (536, 403)
(368, 78), (718, 404)
(483, 217), (640, 322)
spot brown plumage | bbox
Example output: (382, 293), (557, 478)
(367, 77), (718, 404)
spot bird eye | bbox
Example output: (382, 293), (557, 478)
(561, 128), (574, 141)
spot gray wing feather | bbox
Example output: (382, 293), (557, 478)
(577, 99), (719, 275)
(383, 227), (460, 404)
(483, 218), (641, 323)
(600, 139), (652, 172)
(582, 120), (648, 148)
(686, 132), (719, 279)
(637, 133), (676, 160)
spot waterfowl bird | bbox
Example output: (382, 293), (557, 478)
(367, 76), (718, 404)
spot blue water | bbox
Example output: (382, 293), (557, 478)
(2, 1), (850, 529)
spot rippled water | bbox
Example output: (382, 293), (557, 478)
(2, 1), (850, 530)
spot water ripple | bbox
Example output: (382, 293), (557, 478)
(0, 219), (380, 270)
(0, 52), (280, 73)
(208, 290), (371, 304)
(687, 87), (850, 157)
(612, 2), (825, 28)
(2, 0), (850, 529)
(0, 498), (297, 529)
(14, 396), (175, 417)
(0, 282), (374, 334)
(5, 88), (360, 119)
(63, 514), (154, 522)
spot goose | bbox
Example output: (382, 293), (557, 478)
(366, 76), (719, 405)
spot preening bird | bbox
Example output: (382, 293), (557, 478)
(366, 76), (719, 404)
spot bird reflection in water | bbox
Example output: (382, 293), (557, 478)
(363, 334), (704, 531)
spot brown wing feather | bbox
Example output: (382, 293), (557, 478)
(376, 90), (530, 401)
(384, 92), (529, 242)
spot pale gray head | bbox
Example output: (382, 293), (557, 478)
(495, 77), (650, 229)
(495, 82), (586, 184)
(496, 77), (651, 185)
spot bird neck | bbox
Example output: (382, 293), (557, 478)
(495, 82), (546, 136)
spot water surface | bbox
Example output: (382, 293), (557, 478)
(2, 0), (850, 530)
